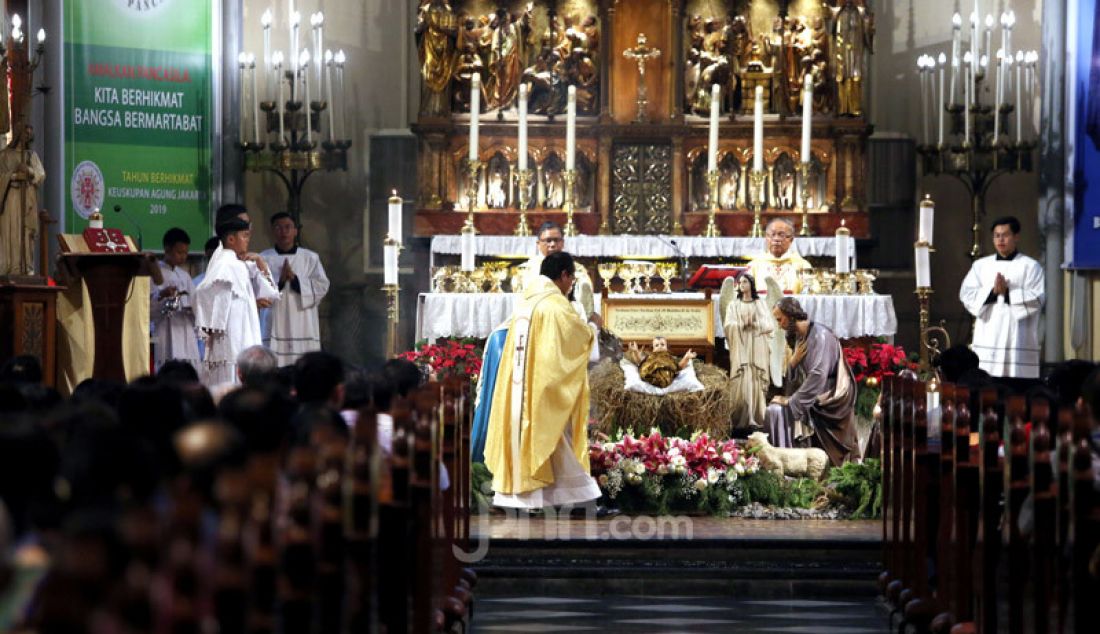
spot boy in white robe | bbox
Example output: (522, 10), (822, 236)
(150, 228), (201, 372)
(959, 216), (1045, 379)
(192, 236), (221, 361)
(260, 212), (330, 365)
(194, 217), (279, 387)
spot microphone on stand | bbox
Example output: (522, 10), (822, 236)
(113, 204), (144, 251)
(655, 234), (690, 291)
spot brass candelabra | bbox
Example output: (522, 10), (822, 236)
(797, 162), (815, 236)
(703, 170), (721, 237)
(562, 169), (579, 237)
(514, 168), (532, 236)
(383, 282), (400, 359)
(463, 159), (482, 232)
(748, 169), (766, 238)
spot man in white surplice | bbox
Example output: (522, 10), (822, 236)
(260, 212), (330, 365)
(194, 217), (280, 387)
(150, 228), (201, 372)
(958, 216), (1045, 379)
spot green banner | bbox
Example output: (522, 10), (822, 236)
(64, 0), (214, 251)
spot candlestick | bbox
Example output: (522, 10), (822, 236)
(993, 49), (1003, 144)
(835, 224), (851, 274)
(518, 83), (529, 171)
(515, 168), (532, 236)
(237, 53), (248, 147)
(937, 54), (946, 146)
(963, 53), (972, 144)
(797, 162), (814, 236)
(983, 14), (993, 72)
(388, 190), (403, 245)
(708, 83), (720, 173)
(748, 169), (765, 238)
(704, 170), (721, 237)
(752, 85), (764, 172)
(915, 243), (931, 287)
(290, 10), (301, 94)
(918, 57), (930, 144)
(1015, 50), (1023, 144)
(335, 50), (347, 144)
(324, 51), (334, 143)
(801, 74), (812, 162)
(469, 73), (480, 163)
(383, 282), (401, 359)
(566, 85), (577, 171)
(311, 12), (324, 93)
(918, 194), (935, 245)
(563, 169), (579, 237)
(262, 10), (272, 97)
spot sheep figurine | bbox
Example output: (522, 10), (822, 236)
(745, 432), (830, 480)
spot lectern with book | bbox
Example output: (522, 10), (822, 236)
(56, 224), (152, 390)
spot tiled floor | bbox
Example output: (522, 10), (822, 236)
(472, 594), (888, 633)
(474, 514), (881, 542)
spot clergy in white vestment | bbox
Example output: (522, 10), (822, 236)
(260, 212), (330, 365)
(150, 228), (201, 372)
(958, 216), (1045, 379)
(194, 217), (279, 387)
(485, 251), (603, 509)
(517, 221), (595, 319)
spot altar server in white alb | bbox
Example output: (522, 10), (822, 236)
(958, 216), (1045, 378)
(150, 227), (200, 372)
(260, 212), (330, 365)
(194, 217), (280, 387)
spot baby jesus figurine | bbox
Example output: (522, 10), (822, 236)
(625, 336), (697, 388)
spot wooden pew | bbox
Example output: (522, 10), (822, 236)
(345, 407), (381, 633)
(879, 376), (898, 596)
(1071, 421), (1100, 633)
(933, 386), (974, 633)
(1002, 395), (1029, 634)
(1028, 397), (1055, 634)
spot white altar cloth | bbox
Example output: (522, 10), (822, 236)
(415, 292), (897, 342)
(429, 235), (852, 262)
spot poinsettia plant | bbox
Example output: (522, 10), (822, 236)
(843, 342), (916, 383)
(399, 338), (483, 381)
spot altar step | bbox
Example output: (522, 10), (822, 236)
(474, 533), (881, 599)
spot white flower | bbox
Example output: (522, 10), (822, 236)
(694, 478), (708, 491)
(671, 455), (686, 468)
(668, 447), (682, 457)
(598, 474), (609, 486)
(734, 462), (746, 475)
(602, 442), (617, 452)
(633, 462), (647, 475)
(656, 464), (669, 475)
(707, 468), (720, 485)
(722, 451), (734, 464)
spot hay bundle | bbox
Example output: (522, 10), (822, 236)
(589, 359), (734, 438)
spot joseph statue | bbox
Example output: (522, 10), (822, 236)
(0, 124), (45, 277)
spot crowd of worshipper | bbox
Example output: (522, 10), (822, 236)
(0, 350), (428, 631)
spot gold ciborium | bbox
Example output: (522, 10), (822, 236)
(799, 269), (816, 295)
(657, 262), (678, 293)
(638, 261), (657, 293)
(597, 262), (619, 294)
(486, 262), (509, 293)
(855, 269), (879, 295)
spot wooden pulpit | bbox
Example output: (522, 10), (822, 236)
(0, 277), (62, 386)
(57, 233), (151, 386)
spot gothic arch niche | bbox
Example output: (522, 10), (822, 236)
(540, 152), (565, 209)
(772, 152), (796, 210)
(689, 152), (709, 212)
(718, 152), (742, 210)
(485, 152), (513, 208)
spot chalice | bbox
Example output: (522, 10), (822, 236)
(656, 262), (678, 293)
(597, 262), (618, 294)
(639, 261), (657, 293)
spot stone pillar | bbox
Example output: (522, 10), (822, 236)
(671, 135), (684, 234)
(1038, 0), (1066, 362)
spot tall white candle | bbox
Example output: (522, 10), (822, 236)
(290, 11), (301, 96)
(461, 231), (476, 271)
(1015, 51), (1023, 144)
(915, 244), (931, 287)
(250, 56), (260, 144)
(238, 53), (248, 145)
(301, 50), (311, 143)
(835, 225), (851, 274)
(950, 13), (961, 103)
(970, 7), (978, 75)
(964, 53), (972, 144)
(324, 51), (334, 142)
(994, 49), (1003, 144)
(312, 12), (324, 94)
(469, 73), (480, 163)
(566, 85), (577, 171)
(335, 50), (346, 141)
(983, 15), (993, 71)
(753, 85), (764, 172)
(518, 83), (529, 171)
(262, 10), (272, 98)
(708, 83), (720, 173)
(388, 190), (403, 244)
(275, 52), (285, 142)
(919, 196), (935, 245)
(801, 74), (813, 162)
(919, 57), (929, 144)
(937, 53), (946, 146)
(384, 243), (399, 285)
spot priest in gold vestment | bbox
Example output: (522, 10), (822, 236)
(746, 218), (812, 294)
(485, 251), (601, 509)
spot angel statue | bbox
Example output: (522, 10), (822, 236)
(720, 273), (777, 429)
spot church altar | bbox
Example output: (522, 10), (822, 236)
(416, 291), (896, 343)
(429, 234), (851, 263)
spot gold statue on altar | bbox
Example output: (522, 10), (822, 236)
(830, 0), (874, 116)
(415, 0), (459, 116)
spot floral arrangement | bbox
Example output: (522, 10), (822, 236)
(843, 342), (917, 419)
(588, 430), (762, 516)
(399, 338), (483, 382)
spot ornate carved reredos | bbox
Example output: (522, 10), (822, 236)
(412, 0), (874, 237)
